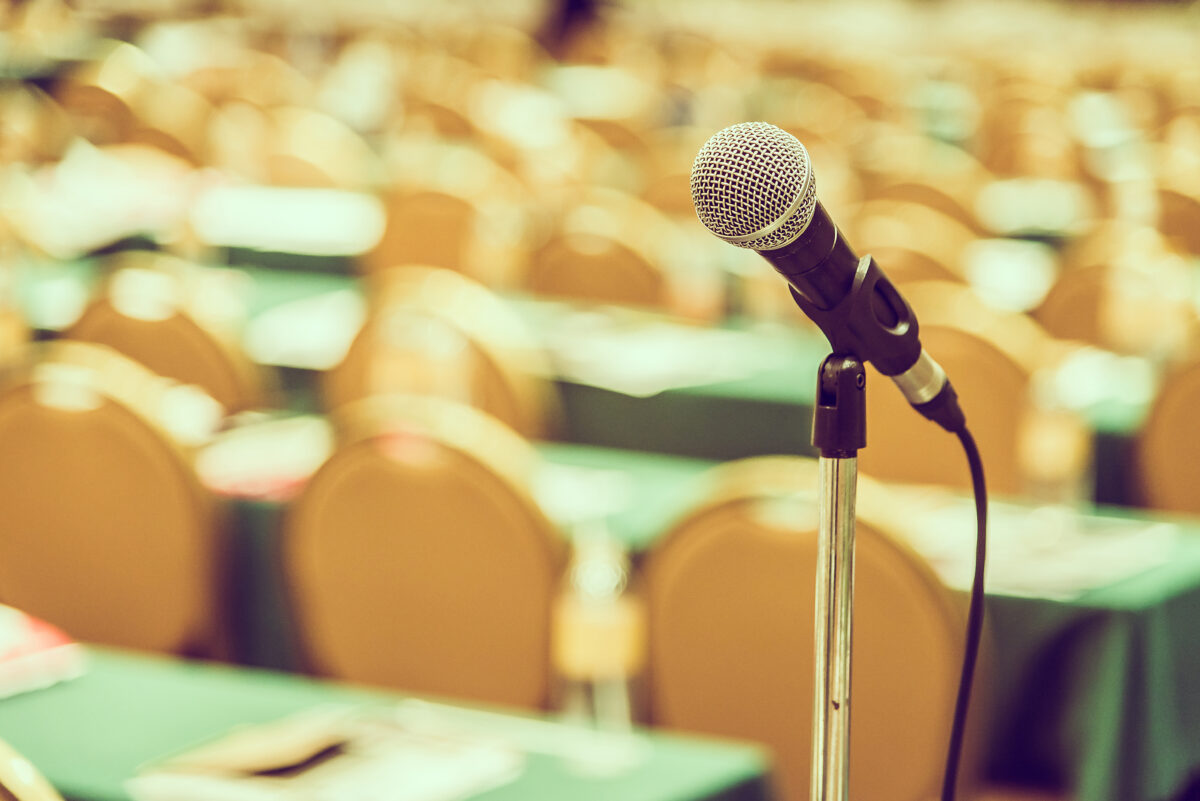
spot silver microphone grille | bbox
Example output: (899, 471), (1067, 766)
(690, 121), (817, 251)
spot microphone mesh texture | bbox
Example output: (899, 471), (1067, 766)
(690, 121), (817, 250)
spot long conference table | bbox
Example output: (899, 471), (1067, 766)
(17, 257), (1152, 506)
(233, 263), (1154, 508)
(0, 646), (771, 801)
(188, 414), (1200, 801)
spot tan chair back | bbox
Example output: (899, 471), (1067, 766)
(67, 255), (269, 413)
(0, 342), (224, 654)
(862, 324), (1031, 496)
(526, 232), (667, 309)
(644, 456), (968, 801)
(283, 394), (567, 708)
(1036, 260), (1196, 359)
(1136, 357), (1200, 514)
(1033, 264), (1106, 346)
(866, 245), (963, 285)
(0, 83), (73, 164)
(265, 107), (378, 190)
(322, 265), (560, 438)
(127, 80), (212, 166)
(860, 281), (1071, 497)
(55, 40), (156, 144)
(0, 304), (30, 367)
(1158, 189), (1200, 255)
(362, 190), (476, 275)
(523, 188), (675, 311)
(868, 179), (985, 236)
(851, 200), (976, 282)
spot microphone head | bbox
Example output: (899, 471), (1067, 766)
(690, 121), (817, 251)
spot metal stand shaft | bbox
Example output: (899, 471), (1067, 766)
(811, 455), (856, 800)
(809, 354), (867, 801)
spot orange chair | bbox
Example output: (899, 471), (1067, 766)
(526, 232), (668, 309)
(54, 40), (157, 145)
(321, 265), (560, 438)
(0, 341), (226, 656)
(860, 281), (1084, 499)
(1157, 188), (1200, 256)
(1135, 356), (1200, 514)
(361, 190), (478, 275)
(643, 456), (976, 801)
(67, 253), (271, 414)
(1035, 259), (1196, 359)
(361, 139), (531, 286)
(850, 200), (977, 284)
(861, 324), (1032, 496)
(282, 394), (567, 709)
(523, 188), (676, 311)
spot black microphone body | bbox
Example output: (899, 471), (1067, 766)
(691, 122), (966, 433)
(765, 200), (917, 374)
(766, 203), (965, 432)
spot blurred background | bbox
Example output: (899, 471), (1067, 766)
(2, 0), (1200, 800)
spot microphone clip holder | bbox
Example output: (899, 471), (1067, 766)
(788, 254), (922, 379)
(813, 354), (867, 459)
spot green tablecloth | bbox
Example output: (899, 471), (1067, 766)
(14, 259), (1147, 504)
(985, 517), (1200, 801)
(0, 648), (772, 801)
(230, 265), (1150, 507)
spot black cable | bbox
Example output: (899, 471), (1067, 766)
(941, 426), (988, 801)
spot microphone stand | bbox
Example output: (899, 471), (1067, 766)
(809, 353), (866, 801)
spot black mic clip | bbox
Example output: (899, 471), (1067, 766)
(787, 254), (921, 378)
(788, 254), (966, 433)
(812, 353), (867, 459)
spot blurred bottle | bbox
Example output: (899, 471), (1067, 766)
(1018, 367), (1094, 540)
(552, 523), (645, 732)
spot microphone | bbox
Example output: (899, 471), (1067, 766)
(691, 121), (966, 433)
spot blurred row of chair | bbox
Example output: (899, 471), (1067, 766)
(0, 5), (1192, 801)
(2, 249), (1197, 514)
(6, 0), (1200, 338)
(0, 341), (225, 657)
(0, 345), (1034, 800)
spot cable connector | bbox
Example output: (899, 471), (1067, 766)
(914, 379), (967, 434)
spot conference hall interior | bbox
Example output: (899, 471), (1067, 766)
(1, 1), (1199, 800)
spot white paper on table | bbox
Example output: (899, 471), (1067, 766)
(190, 186), (386, 257)
(2, 140), (196, 260)
(126, 705), (524, 801)
(532, 461), (635, 527)
(897, 498), (1179, 601)
(393, 699), (651, 778)
(243, 290), (365, 370)
(195, 415), (334, 498)
(542, 311), (776, 397)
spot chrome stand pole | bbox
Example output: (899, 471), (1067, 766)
(808, 354), (867, 801)
(811, 455), (856, 801)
